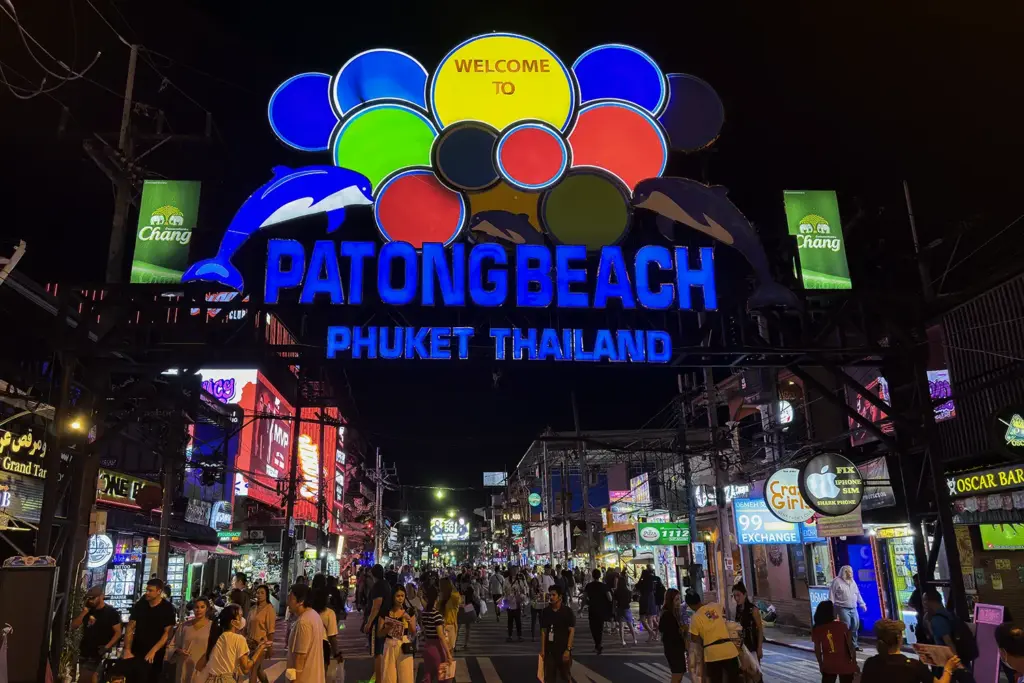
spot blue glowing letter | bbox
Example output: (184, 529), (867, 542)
(405, 327), (429, 359)
(617, 330), (645, 362)
(326, 326), (351, 358)
(593, 329), (619, 362)
(573, 329), (594, 362)
(265, 239), (305, 304)
(593, 246), (636, 309)
(452, 327), (474, 359)
(538, 328), (566, 361)
(429, 327), (452, 359)
(352, 326), (378, 359)
(634, 245), (675, 310)
(512, 328), (538, 360)
(300, 240), (344, 304)
(516, 245), (553, 307)
(646, 330), (672, 363)
(675, 247), (717, 310)
(490, 327), (512, 360)
(555, 245), (588, 308)
(341, 241), (375, 305)
(378, 242), (418, 305)
(469, 244), (508, 306)
(379, 327), (404, 359)
(422, 243), (466, 306)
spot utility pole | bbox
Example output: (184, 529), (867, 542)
(278, 397), (302, 616)
(542, 438), (554, 564)
(374, 447), (383, 562)
(677, 374), (701, 596)
(317, 414), (327, 573)
(561, 457), (570, 566)
(106, 44), (138, 283)
(571, 392), (595, 571)
(36, 358), (74, 556)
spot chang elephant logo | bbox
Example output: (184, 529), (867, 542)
(796, 214), (841, 252)
(138, 204), (192, 244)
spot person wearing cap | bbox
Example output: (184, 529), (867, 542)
(71, 585), (123, 683)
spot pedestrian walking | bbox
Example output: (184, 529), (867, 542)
(70, 586), (123, 683)
(638, 568), (658, 641)
(286, 584), (327, 683)
(540, 584), (576, 683)
(583, 569), (612, 654)
(247, 586), (276, 683)
(505, 568), (528, 642)
(363, 564), (393, 683)
(440, 577), (462, 654)
(829, 566), (867, 651)
(165, 596), (211, 683)
(418, 584), (454, 683)
(732, 582), (763, 678)
(458, 585), (481, 649)
(489, 568), (504, 622)
(614, 575), (638, 646)
(811, 600), (857, 683)
(686, 590), (741, 683)
(196, 604), (269, 682)
(122, 578), (177, 683)
(659, 589), (688, 683)
(861, 619), (961, 683)
(313, 587), (343, 673)
(378, 585), (416, 683)
(530, 576), (547, 641)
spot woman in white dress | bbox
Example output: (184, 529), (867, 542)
(377, 585), (417, 683)
(195, 604), (269, 683)
(167, 597), (212, 683)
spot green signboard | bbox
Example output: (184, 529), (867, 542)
(636, 521), (690, 545)
(528, 493), (541, 507)
(783, 190), (852, 290)
(130, 180), (202, 283)
(217, 529), (241, 542)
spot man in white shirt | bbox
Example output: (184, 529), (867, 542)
(539, 565), (555, 593)
(287, 584), (326, 683)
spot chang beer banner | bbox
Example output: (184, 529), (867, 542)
(783, 190), (852, 290)
(130, 180), (202, 283)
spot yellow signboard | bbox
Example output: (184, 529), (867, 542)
(947, 464), (1024, 497)
(875, 526), (914, 539)
(430, 33), (575, 132)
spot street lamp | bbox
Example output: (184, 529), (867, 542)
(400, 517), (409, 523)
(434, 489), (446, 500)
(68, 416), (86, 431)
(447, 509), (456, 518)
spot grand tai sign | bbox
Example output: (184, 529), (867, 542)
(178, 33), (800, 363)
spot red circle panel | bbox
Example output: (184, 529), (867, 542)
(567, 102), (667, 191)
(374, 170), (465, 247)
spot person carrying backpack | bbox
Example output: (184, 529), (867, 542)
(924, 589), (978, 680)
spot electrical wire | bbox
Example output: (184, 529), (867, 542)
(0, 1), (101, 83)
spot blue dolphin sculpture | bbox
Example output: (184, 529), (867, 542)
(633, 177), (801, 309)
(182, 165), (372, 290)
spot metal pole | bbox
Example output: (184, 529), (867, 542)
(703, 363), (734, 606)
(542, 439), (553, 564)
(561, 457), (570, 567)
(374, 447), (383, 562)
(36, 358), (74, 556)
(156, 441), (177, 578)
(677, 376), (701, 596)
(903, 180), (934, 301)
(571, 392), (595, 571)
(106, 44), (138, 283)
(318, 415), (326, 573)
(278, 396), (302, 615)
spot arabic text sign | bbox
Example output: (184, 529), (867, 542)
(0, 428), (48, 479)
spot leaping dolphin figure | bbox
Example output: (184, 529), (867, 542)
(182, 165), (373, 290)
(633, 177), (801, 309)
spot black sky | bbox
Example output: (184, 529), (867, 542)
(2, 1), (1023, 504)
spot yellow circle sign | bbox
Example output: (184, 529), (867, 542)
(430, 33), (575, 132)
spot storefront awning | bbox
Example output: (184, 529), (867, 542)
(104, 509), (220, 545)
(168, 540), (240, 557)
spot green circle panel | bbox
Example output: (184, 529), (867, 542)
(333, 104), (437, 192)
(540, 170), (631, 250)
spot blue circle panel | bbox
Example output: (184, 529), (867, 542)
(268, 73), (338, 152)
(573, 44), (667, 115)
(659, 73), (725, 152)
(333, 49), (429, 116)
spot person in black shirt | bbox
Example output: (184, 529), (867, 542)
(540, 584), (576, 683)
(71, 586), (123, 683)
(861, 618), (961, 683)
(658, 589), (687, 683)
(123, 578), (177, 683)
(583, 569), (612, 654)
(362, 564), (393, 683)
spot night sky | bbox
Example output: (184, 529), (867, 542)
(2, 2), (1023, 513)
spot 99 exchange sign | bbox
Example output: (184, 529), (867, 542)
(799, 453), (864, 517)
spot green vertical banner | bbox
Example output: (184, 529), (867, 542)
(129, 180), (202, 283)
(783, 190), (852, 290)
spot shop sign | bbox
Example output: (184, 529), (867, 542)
(631, 473), (651, 507)
(858, 456), (896, 511)
(210, 500), (232, 530)
(694, 485), (717, 510)
(217, 529), (242, 543)
(87, 534), (114, 569)
(113, 551), (143, 564)
(0, 427), (48, 479)
(185, 498), (212, 526)
(636, 521), (690, 545)
(764, 468), (814, 523)
(992, 406), (1024, 458)
(733, 497), (801, 545)
(303, 548), (318, 559)
(814, 507), (863, 537)
(799, 452), (864, 517)
(0, 472), (43, 525)
(809, 587), (831, 623)
(723, 484), (751, 503)
(528, 492), (541, 507)
(946, 463), (1024, 498)
(511, 523), (524, 537)
(875, 526), (913, 539)
(96, 470), (154, 509)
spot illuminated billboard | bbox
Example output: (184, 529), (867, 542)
(130, 180), (201, 283)
(294, 406), (341, 531)
(430, 516), (470, 542)
(483, 472), (508, 487)
(783, 190), (852, 290)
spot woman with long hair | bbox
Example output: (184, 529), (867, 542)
(614, 575), (638, 646)
(196, 604), (269, 682)
(732, 582), (763, 677)
(439, 577), (461, 654)
(638, 568), (658, 641)
(658, 589), (687, 683)
(529, 576), (545, 641)
(811, 600), (858, 683)
(312, 586), (343, 674)
(247, 586), (276, 683)
(168, 596), (211, 683)
(418, 584), (454, 683)
(861, 619), (961, 683)
(378, 584), (416, 683)
(458, 585), (481, 650)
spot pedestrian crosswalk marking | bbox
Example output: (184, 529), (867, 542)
(455, 657), (471, 682)
(477, 657), (502, 683)
(626, 661), (670, 682)
(571, 660), (615, 683)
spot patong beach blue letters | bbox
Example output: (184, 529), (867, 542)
(265, 240), (717, 363)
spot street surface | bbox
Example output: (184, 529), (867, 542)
(258, 599), (858, 682)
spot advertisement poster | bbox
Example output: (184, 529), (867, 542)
(130, 180), (202, 283)
(815, 507), (864, 537)
(294, 406), (340, 531)
(230, 373), (293, 508)
(927, 369), (956, 422)
(783, 189), (852, 290)
(844, 367), (894, 448)
(858, 456), (896, 510)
